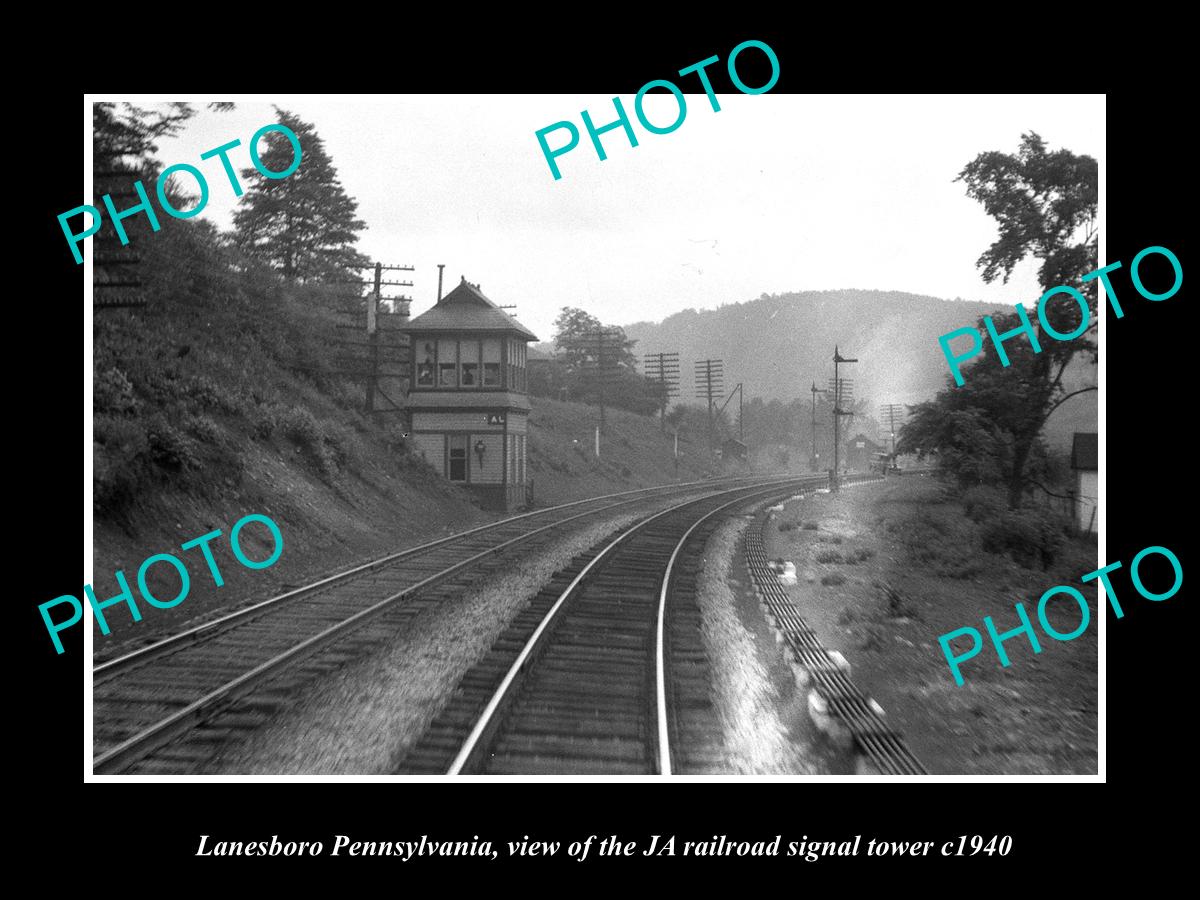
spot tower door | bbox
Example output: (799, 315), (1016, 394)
(448, 434), (468, 482)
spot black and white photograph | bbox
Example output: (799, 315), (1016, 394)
(78, 91), (1108, 779)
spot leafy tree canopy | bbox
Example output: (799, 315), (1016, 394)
(903, 133), (1098, 508)
(552, 307), (639, 372)
(956, 131), (1098, 298)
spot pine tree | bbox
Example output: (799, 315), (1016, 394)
(232, 109), (370, 283)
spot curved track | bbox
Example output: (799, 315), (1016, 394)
(401, 477), (837, 775)
(92, 474), (793, 774)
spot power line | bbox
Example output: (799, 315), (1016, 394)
(694, 358), (724, 466)
(642, 351), (679, 430)
(832, 345), (858, 492)
(880, 403), (905, 460)
(328, 261), (418, 414)
(560, 326), (625, 448)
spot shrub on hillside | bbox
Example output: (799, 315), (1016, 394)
(884, 504), (982, 579)
(279, 406), (322, 450)
(328, 377), (361, 411)
(249, 402), (279, 439)
(184, 414), (223, 445)
(962, 485), (1005, 523)
(94, 416), (150, 519)
(94, 366), (139, 415)
(980, 508), (1068, 570)
(146, 416), (200, 473)
(186, 374), (244, 416)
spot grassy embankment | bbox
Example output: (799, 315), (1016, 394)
(92, 227), (738, 653)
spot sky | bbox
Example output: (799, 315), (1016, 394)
(149, 94), (1105, 342)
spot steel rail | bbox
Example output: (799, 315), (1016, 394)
(445, 476), (817, 775)
(93, 473), (770, 678)
(653, 490), (776, 774)
(93, 475), (804, 774)
(740, 477), (929, 775)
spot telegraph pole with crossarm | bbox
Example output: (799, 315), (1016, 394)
(832, 346), (858, 492)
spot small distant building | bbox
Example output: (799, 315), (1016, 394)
(402, 277), (538, 511)
(722, 438), (747, 462)
(844, 432), (884, 471)
(1071, 432), (1098, 533)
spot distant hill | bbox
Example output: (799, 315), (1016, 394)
(611, 289), (1097, 449)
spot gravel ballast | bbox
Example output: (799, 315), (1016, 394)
(695, 516), (820, 774)
(207, 513), (645, 774)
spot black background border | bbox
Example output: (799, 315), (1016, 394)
(20, 24), (1189, 879)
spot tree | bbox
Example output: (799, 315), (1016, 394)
(91, 102), (235, 245)
(548, 308), (675, 415)
(901, 133), (1098, 508)
(956, 131), (1098, 300)
(94, 102), (234, 168)
(552, 307), (639, 373)
(232, 109), (370, 283)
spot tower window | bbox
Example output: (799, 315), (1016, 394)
(460, 340), (480, 386)
(438, 339), (458, 387)
(483, 338), (501, 386)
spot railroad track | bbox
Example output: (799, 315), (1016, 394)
(743, 481), (929, 775)
(401, 476), (836, 775)
(91, 473), (795, 774)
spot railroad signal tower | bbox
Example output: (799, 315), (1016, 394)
(402, 276), (538, 510)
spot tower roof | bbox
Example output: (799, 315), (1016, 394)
(404, 277), (538, 341)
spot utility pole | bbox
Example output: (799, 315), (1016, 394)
(810, 381), (820, 471)
(694, 359), (724, 468)
(831, 345), (858, 492)
(564, 326), (624, 456)
(642, 351), (680, 430)
(367, 263), (380, 413)
(335, 262), (414, 413)
(880, 403), (905, 464)
(596, 329), (606, 433)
